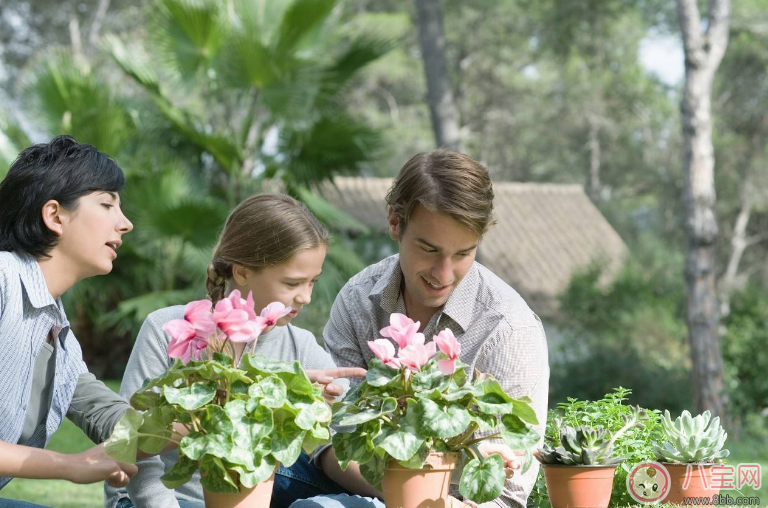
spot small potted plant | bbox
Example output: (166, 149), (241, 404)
(331, 314), (541, 508)
(653, 410), (729, 505)
(536, 406), (648, 508)
(105, 291), (332, 508)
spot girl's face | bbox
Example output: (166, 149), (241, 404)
(236, 245), (326, 326)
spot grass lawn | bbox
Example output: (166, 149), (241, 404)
(3, 383), (766, 507)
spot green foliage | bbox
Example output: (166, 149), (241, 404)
(722, 285), (768, 418)
(105, 354), (331, 492)
(538, 405), (648, 466)
(332, 358), (539, 504)
(528, 388), (663, 508)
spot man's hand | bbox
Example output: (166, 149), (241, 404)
(306, 367), (367, 404)
(478, 442), (524, 478)
(66, 443), (138, 487)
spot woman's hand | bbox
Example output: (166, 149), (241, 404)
(66, 443), (138, 487)
(306, 367), (367, 404)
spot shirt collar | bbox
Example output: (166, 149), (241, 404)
(13, 252), (70, 337)
(371, 255), (478, 333)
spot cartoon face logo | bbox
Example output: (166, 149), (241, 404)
(628, 461), (671, 504)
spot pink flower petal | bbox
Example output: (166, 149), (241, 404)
(437, 358), (457, 375)
(162, 319), (195, 342)
(368, 339), (397, 364)
(434, 329), (460, 359)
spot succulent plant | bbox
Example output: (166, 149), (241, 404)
(653, 410), (729, 464)
(537, 405), (648, 466)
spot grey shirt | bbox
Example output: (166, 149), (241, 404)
(323, 255), (550, 508)
(104, 305), (341, 508)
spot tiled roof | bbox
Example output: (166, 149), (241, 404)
(322, 177), (627, 318)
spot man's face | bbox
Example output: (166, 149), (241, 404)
(389, 205), (479, 318)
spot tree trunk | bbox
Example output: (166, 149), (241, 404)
(414, 0), (461, 150)
(587, 113), (602, 202)
(677, 0), (731, 418)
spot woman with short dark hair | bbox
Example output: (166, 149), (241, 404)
(0, 136), (137, 508)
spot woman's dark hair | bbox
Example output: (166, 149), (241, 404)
(0, 135), (126, 257)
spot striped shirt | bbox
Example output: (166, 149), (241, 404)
(323, 254), (550, 508)
(0, 251), (88, 490)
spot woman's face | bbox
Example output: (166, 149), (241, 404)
(234, 245), (326, 327)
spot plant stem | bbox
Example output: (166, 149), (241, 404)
(463, 432), (500, 448)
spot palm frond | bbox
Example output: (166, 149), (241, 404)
(151, 0), (223, 79)
(274, 0), (338, 55)
(0, 110), (29, 177)
(20, 49), (134, 155)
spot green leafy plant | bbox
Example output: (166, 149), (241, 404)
(537, 405), (648, 466)
(528, 388), (662, 508)
(653, 410), (729, 464)
(105, 292), (332, 493)
(331, 314), (540, 504)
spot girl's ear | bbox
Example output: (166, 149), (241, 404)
(41, 199), (65, 237)
(231, 264), (250, 286)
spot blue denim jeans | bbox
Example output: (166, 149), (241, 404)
(0, 500), (51, 508)
(272, 453), (352, 508)
(288, 494), (385, 508)
(113, 452), (350, 508)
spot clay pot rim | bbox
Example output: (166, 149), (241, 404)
(541, 463), (619, 469)
(660, 462), (721, 467)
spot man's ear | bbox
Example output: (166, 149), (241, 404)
(231, 264), (249, 286)
(41, 200), (65, 237)
(387, 206), (401, 241)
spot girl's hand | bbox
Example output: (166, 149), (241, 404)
(306, 367), (367, 404)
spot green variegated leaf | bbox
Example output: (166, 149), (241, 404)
(332, 421), (378, 470)
(411, 360), (450, 392)
(511, 397), (538, 425)
(500, 414), (539, 450)
(338, 397), (397, 426)
(359, 454), (387, 489)
(295, 400), (332, 429)
(459, 454), (505, 504)
(160, 454), (198, 489)
(163, 381), (216, 410)
(137, 406), (175, 454)
(271, 409), (307, 466)
(104, 408), (144, 463)
(248, 376), (287, 408)
(417, 398), (471, 439)
(130, 390), (162, 410)
(365, 358), (401, 388)
(231, 455), (277, 488)
(375, 400), (424, 461)
(180, 406), (233, 460)
(396, 442), (430, 469)
(199, 455), (238, 494)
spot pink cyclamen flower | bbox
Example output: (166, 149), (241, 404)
(183, 299), (216, 339)
(256, 301), (292, 328)
(434, 328), (461, 375)
(213, 291), (265, 343)
(163, 319), (208, 364)
(368, 339), (401, 369)
(380, 313), (423, 349)
(397, 341), (437, 372)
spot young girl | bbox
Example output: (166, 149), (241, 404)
(0, 136), (138, 507)
(106, 193), (364, 508)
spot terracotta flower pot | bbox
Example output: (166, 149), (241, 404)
(381, 451), (459, 508)
(202, 467), (277, 508)
(542, 464), (617, 508)
(662, 463), (720, 506)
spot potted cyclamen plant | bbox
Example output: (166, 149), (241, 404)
(653, 410), (729, 505)
(536, 407), (648, 508)
(332, 314), (541, 508)
(105, 290), (332, 508)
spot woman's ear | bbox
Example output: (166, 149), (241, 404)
(231, 264), (250, 286)
(41, 199), (65, 237)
